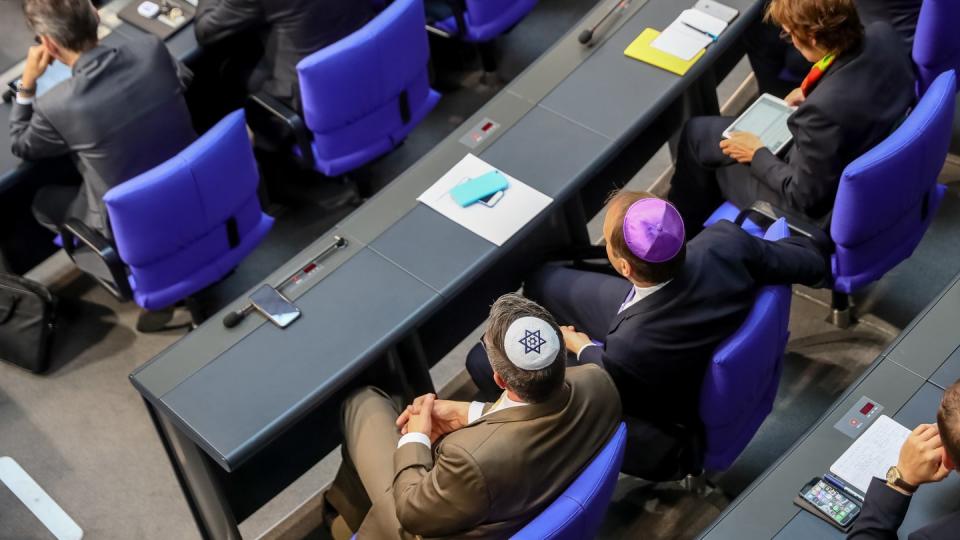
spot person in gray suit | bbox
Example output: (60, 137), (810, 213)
(9, 0), (196, 240)
(194, 0), (373, 111)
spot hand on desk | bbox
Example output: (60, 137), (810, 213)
(22, 45), (53, 91)
(560, 325), (592, 355)
(397, 394), (469, 444)
(784, 87), (805, 107)
(896, 423), (951, 491)
(720, 131), (764, 164)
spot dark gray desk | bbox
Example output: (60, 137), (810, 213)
(130, 0), (765, 537)
(700, 274), (960, 540)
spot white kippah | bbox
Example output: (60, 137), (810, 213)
(503, 317), (561, 371)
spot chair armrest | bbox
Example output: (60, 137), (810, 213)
(245, 92), (315, 170)
(735, 201), (834, 253)
(61, 219), (133, 301)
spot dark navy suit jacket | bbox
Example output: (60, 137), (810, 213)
(578, 221), (826, 430)
(848, 478), (960, 540)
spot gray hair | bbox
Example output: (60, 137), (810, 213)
(484, 293), (565, 403)
(24, 0), (99, 52)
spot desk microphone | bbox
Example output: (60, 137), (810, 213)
(222, 236), (348, 328)
(578, 0), (630, 45)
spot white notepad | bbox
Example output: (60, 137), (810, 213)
(417, 154), (553, 246)
(830, 415), (911, 494)
(651, 9), (730, 61)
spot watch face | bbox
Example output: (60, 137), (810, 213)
(886, 466), (899, 483)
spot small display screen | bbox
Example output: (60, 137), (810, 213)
(860, 402), (875, 415)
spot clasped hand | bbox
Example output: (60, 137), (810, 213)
(396, 393), (469, 444)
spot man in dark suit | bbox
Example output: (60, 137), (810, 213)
(668, 4), (915, 236)
(746, 0), (921, 96)
(848, 379), (960, 539)
(466, 191), (827, 480)
(194, 0), (373, 111)
(10, 0), (196, 239)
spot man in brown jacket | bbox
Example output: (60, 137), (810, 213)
(325, 293), (622, 539)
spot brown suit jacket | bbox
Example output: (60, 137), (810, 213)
(359, 364), (621, 539)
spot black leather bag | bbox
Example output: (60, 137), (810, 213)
(0, 273), (56, 373)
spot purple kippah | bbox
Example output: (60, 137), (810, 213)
(622, 198), (685, 263)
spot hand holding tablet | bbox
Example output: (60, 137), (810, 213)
(722, 93), (797, 156)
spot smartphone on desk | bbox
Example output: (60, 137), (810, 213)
(450, 170), (509, 207)
(249, 285), (301, 328)
(798, 477), (861, 529)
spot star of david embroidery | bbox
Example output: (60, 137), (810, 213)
(519, 329), (547, 355)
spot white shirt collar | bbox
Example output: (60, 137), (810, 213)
(467, 391), (528, 424)
(619, 280), (672, 313)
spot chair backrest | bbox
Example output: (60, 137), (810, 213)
(829, 70), (955, 294)
(458, 0), (540, 42)
(103, 110), (274, 310)
(297, 0), (438, 176)
(913, 0), (960, 95)
(698, 219), (792, 472)
(511, 422), (627, 540)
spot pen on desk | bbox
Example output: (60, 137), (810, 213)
(681, 21), (718, 42)
(823, 472), (865, 502)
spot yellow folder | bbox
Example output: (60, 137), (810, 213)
(624, 28), (705, 76)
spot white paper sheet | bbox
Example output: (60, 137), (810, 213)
(830, 415), (911, 494)
(651, 8), (730, 61)
(651, 21), (712, 61)
(417, 154), (553, 246)
(680, 8), (728, 35)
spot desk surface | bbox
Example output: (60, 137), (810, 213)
(700, 273), (960, 540)
(130, 0), (764, 472)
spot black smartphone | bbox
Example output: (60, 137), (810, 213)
(799, 477), (862, 528)
(249, 285), (301, 328)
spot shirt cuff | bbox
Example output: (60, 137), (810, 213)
(577, 343), (599, 362)
(467, 401), (485, 424)
(15, 95), (35, 105)
(397, 432), (431, 449)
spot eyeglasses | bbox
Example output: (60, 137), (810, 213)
(779, 28), (793, 43)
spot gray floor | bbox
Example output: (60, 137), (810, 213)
(2, 1), (960, 539)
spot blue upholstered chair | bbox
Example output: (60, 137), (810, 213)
(705, 70), (955, 326)
(61, 110), (273, 326)
(511, 422), (626, 539)
(698, 219), (792, 472)
(248, 0), (440, 178)
(913, 0), (960, 95)
(428, 0), (539, 73)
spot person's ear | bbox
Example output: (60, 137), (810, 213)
(493, 371), (507, 391)
(616, 257), (632, 279)
(39, 35), (61, 61)
(944, 447), (957, 471)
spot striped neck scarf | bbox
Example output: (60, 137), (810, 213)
(801, 53), (836, 97)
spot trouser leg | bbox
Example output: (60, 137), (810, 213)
(31, 186), (80, 233)
(667, 116), (738, 238)
(326, 387), (403, 531)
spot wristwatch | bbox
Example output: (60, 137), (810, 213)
(886, 466), (918, 494)
(16, 80), (36, 98)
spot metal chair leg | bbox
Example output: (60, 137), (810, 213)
(829, 291), (853, 329)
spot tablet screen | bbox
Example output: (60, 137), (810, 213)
(726, 95), (795, 154)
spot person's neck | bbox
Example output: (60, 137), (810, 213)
(61, 43), (97, 68)
(627, 276), (663, 289)
(505, 389), (525, 403)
